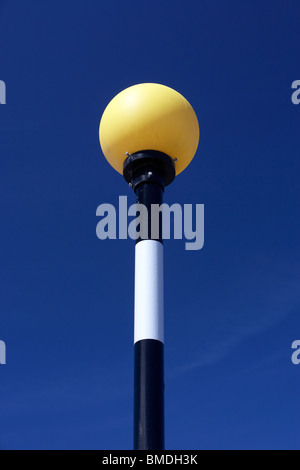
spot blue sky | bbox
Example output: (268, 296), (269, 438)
(0, 0), (299, 450)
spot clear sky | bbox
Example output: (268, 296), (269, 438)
(0, 0), (299, 450)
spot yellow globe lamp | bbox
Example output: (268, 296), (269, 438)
(99, 83), (199, 176)
(98, 83), (200, 451)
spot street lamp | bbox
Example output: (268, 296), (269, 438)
(99, 83), (199, 450)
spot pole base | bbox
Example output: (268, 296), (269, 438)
(134, 339), (165, 450)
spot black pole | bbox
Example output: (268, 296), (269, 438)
(134, 339), (164, 449)
(123, 151), (175, 450)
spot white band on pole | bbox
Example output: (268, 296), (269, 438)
(134, 240), (164, 344)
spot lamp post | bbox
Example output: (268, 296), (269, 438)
(99, 83), (199, 450)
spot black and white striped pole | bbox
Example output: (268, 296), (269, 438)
(124, 151), (175, 450)
(99, 83), (199, 450)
